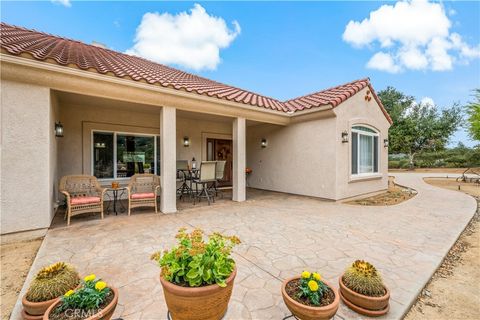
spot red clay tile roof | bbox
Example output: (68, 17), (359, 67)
(0, 22), (392, 123)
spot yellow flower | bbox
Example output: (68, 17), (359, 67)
(313, 272), (322, 281)
(64, 290), (74, 297)
(84, 274), (96, 282)
(301, 271), (311, 279)
(95, 281), (107, 291)
(308, 280), (319, 292)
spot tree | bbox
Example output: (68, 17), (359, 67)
(465, 89), (480, 141)
(378, 87), (462, 167)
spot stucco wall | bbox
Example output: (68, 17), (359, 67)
(1, 80), (55, 234)
(334, 87), (390, 200)
(246, 87), (390, 201)
(58, 102), (232, 183)
(246, 116), (338, 199)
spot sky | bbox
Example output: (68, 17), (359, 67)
(2, 0), (479, 146)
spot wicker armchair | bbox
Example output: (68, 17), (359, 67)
(127, 174), (161, 215)
(59, 175), (106, 226)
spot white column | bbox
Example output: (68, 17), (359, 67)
(160, 106), (177, 213)
(232, 117), (246, 202)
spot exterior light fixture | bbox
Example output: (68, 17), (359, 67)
(183, 136), (190, 147)
(261, 138), (267, 148)
(341, 130), (349, 143)
(55, 121), (64, 137)
(94, 142), (106, 148)
(384, 138), (389, 148)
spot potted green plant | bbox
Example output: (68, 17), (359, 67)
(339, 260), (390, 317)
(151, 228), (240, 320)
(281, 270), (339, 320)
(22, 262), (80, 319)
(43, 274), (118, 320)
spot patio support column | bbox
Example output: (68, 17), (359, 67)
(160, 106), (177, 213)
(232, 117), (246, 202)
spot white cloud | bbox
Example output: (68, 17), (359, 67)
(366, 52), (401, 73)
(420, 97), (435, 108)
(126, 4), (240, 71)
(51, 0), (71, 7)
(343, 0), (480, 72)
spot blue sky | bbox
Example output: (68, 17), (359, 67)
(2, 1), (479, 146)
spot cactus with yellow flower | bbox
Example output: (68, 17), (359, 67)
(343, 260), (385, 297)
(25, 262), (80, 302)
(297, 270), (327, 305)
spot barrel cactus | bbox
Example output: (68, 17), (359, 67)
(25, 262), (80, 302)
(343, 260), (385, 297)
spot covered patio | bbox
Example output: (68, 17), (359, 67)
(52, 90), (285, 225)
(9, 173), (477, 319)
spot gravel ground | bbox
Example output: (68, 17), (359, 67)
(0, 238), (43, 320)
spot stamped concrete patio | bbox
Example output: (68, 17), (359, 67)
(10, 173), (477, 320)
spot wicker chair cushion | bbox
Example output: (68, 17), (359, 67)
(131, 192), (155, 199)
(71, 196), (101, 205)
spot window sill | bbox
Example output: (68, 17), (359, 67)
(349, 173), (383, 183)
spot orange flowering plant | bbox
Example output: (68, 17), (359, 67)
(151, 228), (241, 288)
(298, 271), (327, 305)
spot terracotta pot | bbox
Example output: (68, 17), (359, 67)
(339, 273), (390, 317)
(21, 309), (43, 320)
(160, 267), (237, 320)
(43, 287), (118, 320)
(281, 277), (339, 320)
(21, 295), (59, 317)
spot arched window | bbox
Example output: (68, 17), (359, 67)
(351, 125), (379, 175)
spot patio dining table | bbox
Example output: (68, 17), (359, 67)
(176, 168), (199, 199)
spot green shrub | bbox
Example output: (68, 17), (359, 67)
(388, 160), (400, 169)
(399, 159), (410, 168)
(151, 228), (240, 287)
(26, 262), (80, 302)
(343, 260), (385, 297)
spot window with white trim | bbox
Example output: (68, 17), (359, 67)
(351, 126), (379, 175)
(93, 131), (160, 179)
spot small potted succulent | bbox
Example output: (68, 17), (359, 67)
(22, 262), (80, 319)
(151, 228), (240, 320)
(339, 260), (390, 317)
(281, 270), (339, 320)
(43, 274), (118, 320)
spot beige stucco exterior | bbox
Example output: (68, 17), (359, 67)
(1, 80), (58, 234)
(246, 87), (390, 200)
(334, 87), (390, 199)
(0, 56), (390, 234)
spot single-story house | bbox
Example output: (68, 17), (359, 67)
(0, 23), (392, 235)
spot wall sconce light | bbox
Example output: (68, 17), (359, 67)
(261, 138), (267, 148)
(183, 136), (190, 147)
(55, 121), (64, 137)
(341, 130), (349, 143)
(384, 138), (389, 148)
(94, 142), (106, 149)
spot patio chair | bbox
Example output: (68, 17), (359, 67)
(59, 175), (106, 226)
(213, 160), (226, 198)
(127, 173), (160, 215)
(192, 161), (217, 205)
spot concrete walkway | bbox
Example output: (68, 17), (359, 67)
(10, 173), (477, 320)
